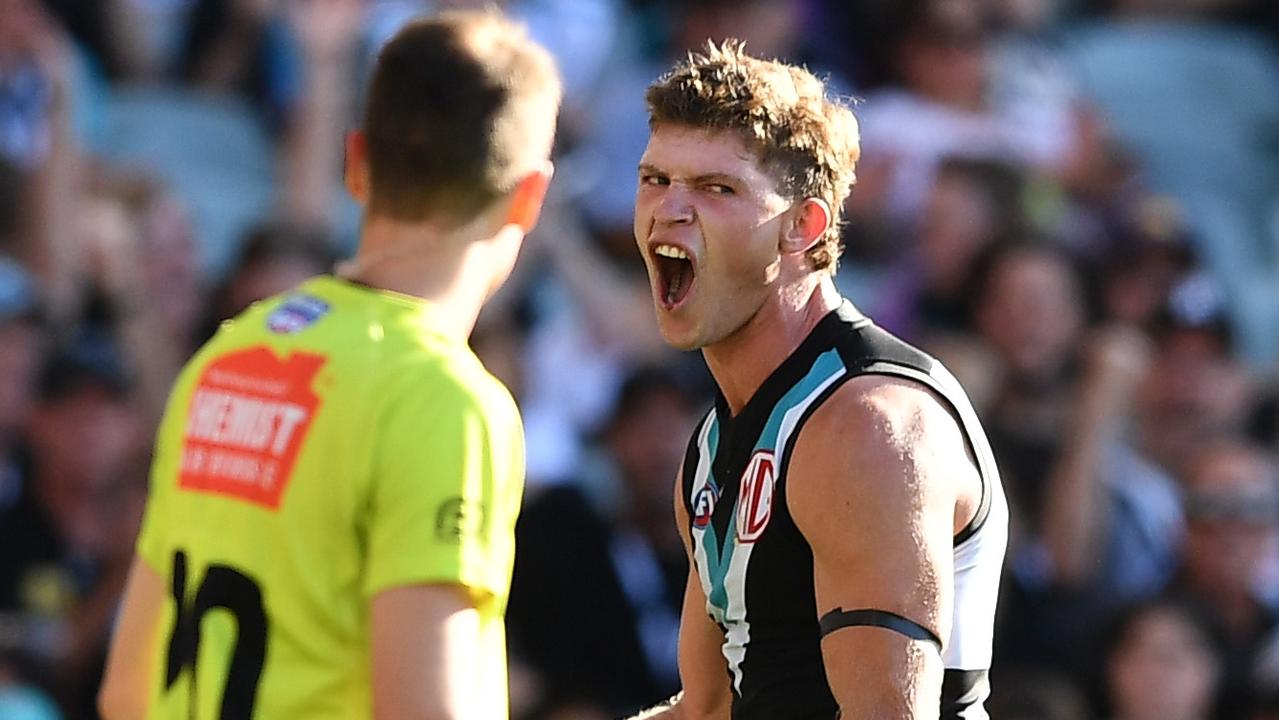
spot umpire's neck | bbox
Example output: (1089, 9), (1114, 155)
(341, 207), (524, 343)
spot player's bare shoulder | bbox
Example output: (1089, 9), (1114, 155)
(787, 374), (981, 538)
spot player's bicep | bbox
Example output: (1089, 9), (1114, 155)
(369, 583), (482, 720)
(788, 380), (958, 719)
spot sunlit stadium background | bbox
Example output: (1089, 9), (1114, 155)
(1, 0), (1278, 718)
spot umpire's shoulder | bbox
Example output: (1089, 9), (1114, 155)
(372, 344), (514, 419)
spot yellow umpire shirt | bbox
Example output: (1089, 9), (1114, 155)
(135, 275), (525, 718)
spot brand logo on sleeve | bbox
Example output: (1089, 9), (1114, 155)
(736, 451), (775, 543)
(434, 496), (484, 543)
(178, 347), (327, 509)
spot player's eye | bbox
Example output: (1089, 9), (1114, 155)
(640, 173), (670, 186)
(705, 183), (735, 195)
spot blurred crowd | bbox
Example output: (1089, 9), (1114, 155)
(0, 0), (1277, 718)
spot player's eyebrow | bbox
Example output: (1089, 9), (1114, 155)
(638, 164), (747, 187)
(689, 172), (745, 187)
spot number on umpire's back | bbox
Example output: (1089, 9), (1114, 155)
(165, 550), (268, 719)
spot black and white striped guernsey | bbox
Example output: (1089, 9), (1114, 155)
(680, 302), (1008, 719)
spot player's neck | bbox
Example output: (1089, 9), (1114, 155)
(704, 276), (844, 417)
(341, 215), (501, 341)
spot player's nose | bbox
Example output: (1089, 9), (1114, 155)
(653, 185), (695, 226)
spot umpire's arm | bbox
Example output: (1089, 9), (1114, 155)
(370, 584), (484, 720)
(99, 557), (166, 720)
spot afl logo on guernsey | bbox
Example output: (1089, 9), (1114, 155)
(736, 450), (776, 543)
(692, 485), (719, 529)
(267, 294), (330, 334)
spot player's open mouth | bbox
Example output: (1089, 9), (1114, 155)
(653, 244), (695, 309)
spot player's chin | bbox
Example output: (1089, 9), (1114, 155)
(655, 314), (704, 352)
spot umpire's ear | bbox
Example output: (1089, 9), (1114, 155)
(503, 160), (555, 233)
(344, 130), (371, 205)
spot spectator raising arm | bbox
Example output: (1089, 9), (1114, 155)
(14, 1), (82, 336)
(282, 0), (362, 229)
(1041, 326), (1150, 587)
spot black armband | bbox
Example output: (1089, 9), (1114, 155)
(818, 607), (942, 652)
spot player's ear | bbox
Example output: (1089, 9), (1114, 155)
(344, 130), (370, 204)
(780, 197), (831, 256)
(503, 160), (555, 233)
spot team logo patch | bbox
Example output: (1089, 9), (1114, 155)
(692, 484), (719, 529)
(178, 347), (327, 510)
(736, 450), (776, 543)
(266, 294), (330, 334)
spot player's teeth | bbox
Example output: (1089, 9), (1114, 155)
(655, 245), (688, 260)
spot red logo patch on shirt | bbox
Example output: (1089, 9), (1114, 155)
(178, 347), (327, 510)
(736, 450), (776, 543)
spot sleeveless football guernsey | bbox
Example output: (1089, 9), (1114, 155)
(681, 302), (1008, 719)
